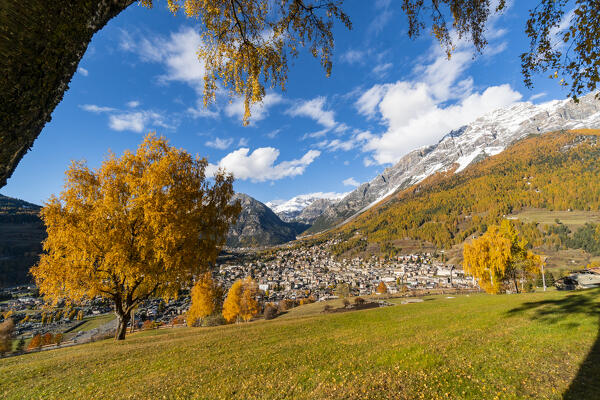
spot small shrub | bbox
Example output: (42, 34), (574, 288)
(42, 332), (54, 346)
(343, 299), (350, 308)
(279, 299), (298, 311)
(15, 338), (25, 353)
(299, 296), (316, 305)
(264, 304), (278, 320)
(142, 320), (158, 330)
(27, 334), (42, 350)
(354, 297), (365, 305)
(323, 305), (332, 313)
(523, 281), (535, 293)
(170, 315), (186, 326)
(0, 318), (14, 355)
(54, 333), (64, 345)
(201, 315), (226, 327)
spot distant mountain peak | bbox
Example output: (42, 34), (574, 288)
(308, 92), (600, 234)
(265, 192), (348, 223)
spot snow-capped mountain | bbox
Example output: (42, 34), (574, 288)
(309, 92), (600, 233)
(266, 192), (348, 223)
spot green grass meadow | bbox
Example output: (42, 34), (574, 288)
(509, 208), (600, 230)
(2, 289), (599, 399)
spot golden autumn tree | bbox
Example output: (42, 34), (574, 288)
(222, 279), (243, 323)
(463, 220), (542, 294)
(187, 272), (221, 327)
(376, 281), (388, 294)
(31, 133), (241, 340)
(239, 277), (259, 322)
(222, 277), (260, 323)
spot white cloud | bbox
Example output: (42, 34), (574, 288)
(126, 100), (140, 108)
(225, 93), (283, 123)
(369, 0), (393, 35)
(357, 42), (522, 165)
(122, 27), (205, 90)
(238, 137), (249, 147)
(206, 147), (320, 182)
(325, 139), (355, 151)
(334, 123), (350, 134)
(205, 137), (234, 150)
(83, 109), (172, 133)
(266, 128), (282, 139)
(77, 67), (89, 77)
(372, 63), (392, 78)
(363, 83), (522, 164)
(550, 8), (575, 50)
(343, 177), (360, 187)
(301, 128), (330, 141)
(286, 97), (336, 129)
(529, 92), (547, 101)
(187, 99), (219, 119)
(341, 50), (365, 64)
(317, 130), (374, 153)
(109, 113), (145, 133)
(80, 104), (115, 113)
(356, 85), (389, 119)
(121, 27), (217, 119)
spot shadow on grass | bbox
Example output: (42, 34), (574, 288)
(506, 289), (600, 399)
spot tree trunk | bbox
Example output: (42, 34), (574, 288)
(0, 0), (135, 188)
(115, 312), (130, 340)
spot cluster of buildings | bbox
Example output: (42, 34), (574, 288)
(0, 286), (188, 341)
(217, 241), (476, 301)
(0, 286), (113, 338)
(0, 240), (477, 343)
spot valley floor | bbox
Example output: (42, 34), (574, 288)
(1, 289), (599, 399)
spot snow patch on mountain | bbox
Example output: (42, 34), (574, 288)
(266, 192), (348, 222)
(309, 92), (600, 232)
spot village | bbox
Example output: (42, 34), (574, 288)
(0, 241), (477, 345)
(216, 240), (476, 302)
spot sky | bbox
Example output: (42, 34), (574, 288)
(2, 0), (571, 206)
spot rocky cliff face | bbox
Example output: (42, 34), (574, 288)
(309, 93), (600, 233)
(292, 198), (337, 225)
(227, 193), (308, 248)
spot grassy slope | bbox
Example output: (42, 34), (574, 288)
(509, 209), (600, 230)
(2, 289), (599, 399)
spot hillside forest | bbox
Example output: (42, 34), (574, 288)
(324, 130), (600, 262)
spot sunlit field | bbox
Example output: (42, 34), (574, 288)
(2, 289), (599, 399)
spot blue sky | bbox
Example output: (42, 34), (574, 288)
(2, 1), (569, 205)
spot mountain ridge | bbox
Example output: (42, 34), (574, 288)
(307, 93), (600, 234)
(326, 129), (600, 259)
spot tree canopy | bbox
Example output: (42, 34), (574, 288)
(376, 281), (388, 294)
(31, 133), (240, 339)
(187, 272), (222, 326)
(463, 220), (542, 294)
(401, 0), (600, 100)
(222, 277), (259, 323)
(142, 0), (351, 125)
